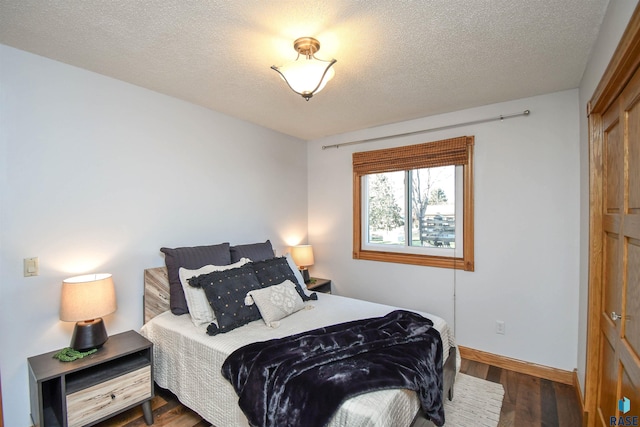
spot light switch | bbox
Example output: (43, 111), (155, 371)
(24, 257), (39, 277)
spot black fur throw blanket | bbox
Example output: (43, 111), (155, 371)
(221, 309), (444, 427)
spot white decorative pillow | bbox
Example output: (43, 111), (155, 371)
(285, 252), (307, 290)
(245, 280), (306, 328)
(179, 258), (250, 327)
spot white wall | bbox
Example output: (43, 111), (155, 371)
(308, 90), (581, 371)
(577, 0), (639, 397)
(0, 45), (308, 427)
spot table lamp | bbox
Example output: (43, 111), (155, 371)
(290, 245), (314, 283)
(60, 273), (117, 351)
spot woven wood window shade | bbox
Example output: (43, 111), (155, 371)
(353, 136), (473, 174)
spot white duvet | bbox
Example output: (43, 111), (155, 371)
(140, 293), (458, 427)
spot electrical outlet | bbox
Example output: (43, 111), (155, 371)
(495, 320), (506, 335)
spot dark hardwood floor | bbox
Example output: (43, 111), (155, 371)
(460, 359), (582, 427)
(96, 358), (583, 426)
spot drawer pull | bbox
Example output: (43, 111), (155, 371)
(111, 394), (116, 400)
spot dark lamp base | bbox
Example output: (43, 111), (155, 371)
(301, 268), (311, 283)
(71, 318), (108, 351)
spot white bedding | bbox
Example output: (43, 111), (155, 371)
(140, 293), (458, 427)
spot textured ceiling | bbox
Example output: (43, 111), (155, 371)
(0, 0), (609, 140)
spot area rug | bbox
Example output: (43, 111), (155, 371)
(441, 373), (505, 427)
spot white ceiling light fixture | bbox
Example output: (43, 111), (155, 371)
(271, 37), (336, 101)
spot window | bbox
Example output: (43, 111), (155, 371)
(353, 136), (474, 270)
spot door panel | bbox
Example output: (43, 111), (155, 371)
(603, 233), (621, 321)
(602, 63), (640, 422)
(595, 64), (640, 425)
(597, 95), (623, 423)
(626, 243), (640, 356)
(628, 98), (640, 210)
(604, 116), (622, 214)
(617, 64), (640, 421)
(621, 364), (639, 419)
(596, 336), (617, 426)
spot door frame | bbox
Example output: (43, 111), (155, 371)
(585, 4), (640, 425)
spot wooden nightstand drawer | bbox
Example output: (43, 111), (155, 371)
(66, 365), (151, 427)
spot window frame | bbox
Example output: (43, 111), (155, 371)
(352, 136), (475, 271)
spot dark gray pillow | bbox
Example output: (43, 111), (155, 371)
(160, 243), (231, 315)
(191, 264), (262, 335)
(230, 240), (274, 263)
(251, 257), (316, 302)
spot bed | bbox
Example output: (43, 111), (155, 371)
(139, 244), (458, 427)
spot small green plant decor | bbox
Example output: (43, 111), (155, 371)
(52, 347), (97, 362)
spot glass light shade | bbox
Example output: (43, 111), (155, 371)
(60, 273), (117, 321)
(290, 245), (315, 268)
(274, 57), (336, 98)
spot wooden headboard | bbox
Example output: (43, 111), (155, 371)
(143, 267), (170, 323)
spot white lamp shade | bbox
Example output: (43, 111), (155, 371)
(276, 58), (335, 96)
(290, 245), (315, 268)
(60, 273), (117, 321)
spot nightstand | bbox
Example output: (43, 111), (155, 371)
(28, 330), (154, 427)
(307, 277), (332, 294)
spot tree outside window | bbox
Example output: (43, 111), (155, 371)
(367, 173), (404, 243)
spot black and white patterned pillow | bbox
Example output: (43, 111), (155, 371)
(245, 280), (306, 328)
(251, 257), (317, 302)
(190, 264), (262, 335)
